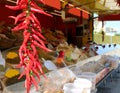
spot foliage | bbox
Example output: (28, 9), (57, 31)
(94, 33), (120, 44)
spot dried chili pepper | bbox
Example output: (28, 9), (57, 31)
(32, 68), (40, 82)
(5, 4), (27, 10)
(22, 32), (31, 45)
(9, 16), (16, 19)
(32, 34), (46, 47)
(32, 40), (51, 52)
(31, 75), (38, 90)
(16, 0), (20, 5)
(12, 22), (27, 31)
(18, 70), (26, 79)
(30, 0), (43, 10)
(14, 12), (26, 24)
(27, 16), (36, 24)
(18, 0), (28, 5)
(25, 67), (31, 81)
(30, 44), (37, 56)
(30, 7), (52, 17)
(32, 28), (46, 40)
(31, 13), (40, 26)
(25, 79), (31, 93)
(6, 0), (52, 93)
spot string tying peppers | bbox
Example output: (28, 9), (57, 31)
(6, 0), (52, 93)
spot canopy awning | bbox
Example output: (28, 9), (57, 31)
(64, 0), (120, 19)
(62, 0), (120, 20)
(98, 14), (120, 21)
(44, 0), (61, 10)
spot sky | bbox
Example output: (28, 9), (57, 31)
(94, 13), (120, 31)
(105, 21), (120, 32)
(105, 21), (120, 29)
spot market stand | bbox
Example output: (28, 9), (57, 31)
(0, 46), (120, 93)
(1, 0), (120, 93)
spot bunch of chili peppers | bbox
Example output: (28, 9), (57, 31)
(6, 0), (52, 93)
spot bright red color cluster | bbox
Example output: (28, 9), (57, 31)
(6, 0), (52, 93)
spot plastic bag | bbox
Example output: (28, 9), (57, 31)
(42, 68), (76, 93)
(99, 55), (119, 69)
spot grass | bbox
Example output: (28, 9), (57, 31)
(94, 33), (120, 44)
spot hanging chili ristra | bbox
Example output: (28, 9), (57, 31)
(6, 0), (52, 93)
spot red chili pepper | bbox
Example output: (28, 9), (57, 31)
(27, 49), (34, 58)
(19, 46), (25, 63)
(5, 4), (27, 10)
(9, 15), (26, 23)
(18, 0), (28, 5)
(15, 12), (26, 24)
(32, 34), (46, 47)
(25, 66), (31, 82)
(32, 23), (38, 27)
(32, 28), (46, 40)
(32, 40), (51, 52)
(16, 0), (20, 5)
(30, 44), (37, 56)
(27, 53), (34, 69)
(27, 16), (36, 24)
(33, 56), (39, 67)
(32, 68), (40, 82)
(19, 55), (24, 64)
(30, 0), (43, 11)
(31, 13), (40, 26)
(19, 44), (27, 55)
(33, 60), (37, 69)
(9, 16), (15, 19)
(22, 32), (31, 45)
(6, 0), (52, 92)
(19, 46), (27, 62)
(25, 79), (31, 93)
(31, 75), (38, 91)
(30, 7), (52, 17)
(24, 80), (27, 88)
(18, 70), (26, 79)
(33, 26), (42, 33)
(36, 62), (46, 79)
(36, 63), (42, 74)
(23, 29), (27, 36)
(28, 60), (33, 71)
(36, 26), (42, 32)
(12, 22), (27, 31)
(24, 19), (31, 26)
(16, 63), (23, 68)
